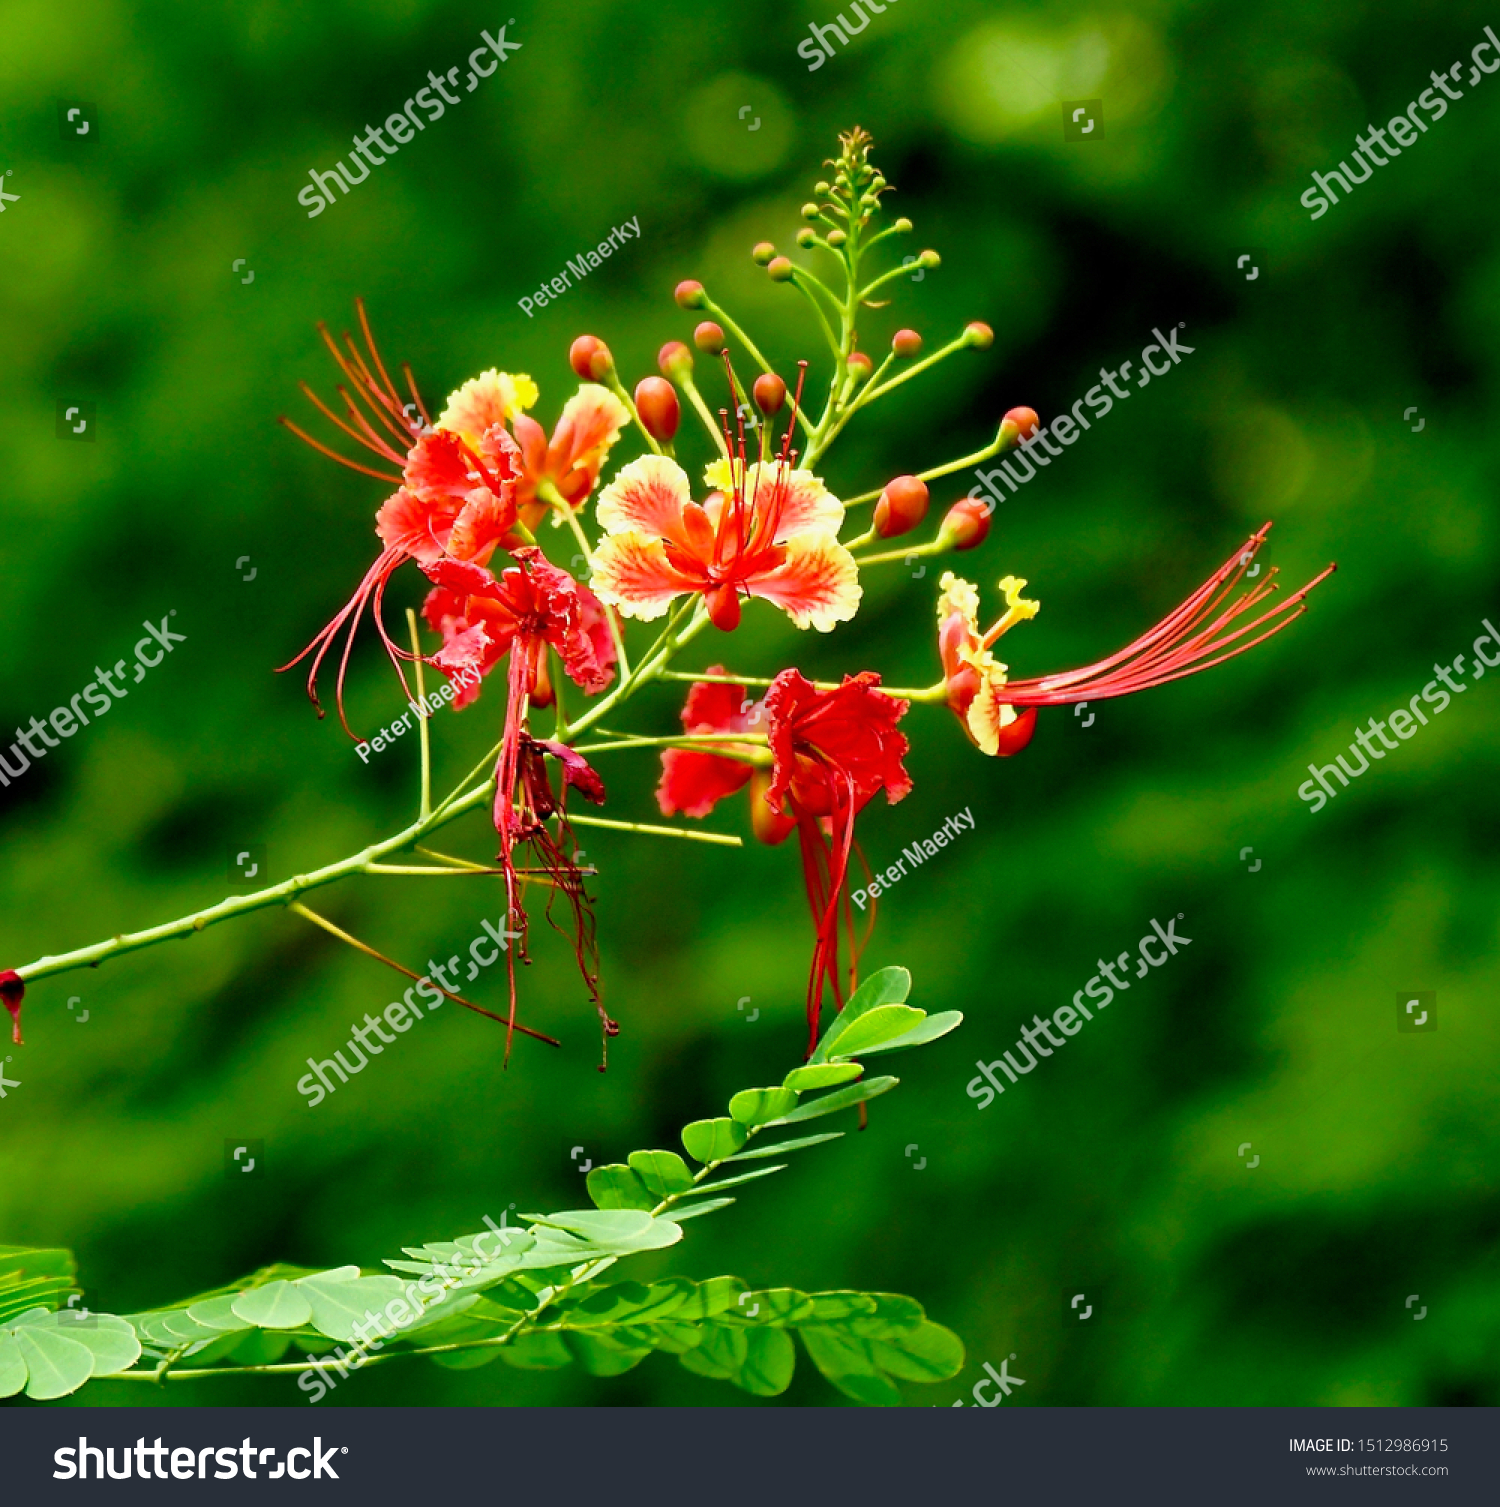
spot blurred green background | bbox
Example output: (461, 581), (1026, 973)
(2, 0), (1497, 1407)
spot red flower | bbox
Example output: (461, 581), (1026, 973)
(659, 668), (911, 1052)
(277, 307), (529, 734)
(421, 547), (617, 709)
(938, 525), (1335, 756)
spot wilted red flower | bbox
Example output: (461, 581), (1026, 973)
(659, 668), (910, 1052)
(938, 525), (1336, 756)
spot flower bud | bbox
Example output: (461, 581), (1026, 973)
(917, 249), (941, 270)
(750, 769), (796, 846)
(795, 227), (817, 249)
(813, 180), (832, 196)
(675, 280), (707, 310)
(892, 328), (922, 358)
(1000, 406), (1040, 447)
(873, 475), (929, 539)
(846, 351), (873, 382)
(893, 216), (913, 233)
(658, 340), (693, 379)
(0, 968), (23, 1045)
(753, 373), (787, 415)
(694, 321), (726, 355)
(963, 321), (994, 350)
(635, 377), (680, 442)
(800, 202), (822, 220)
(706, 581), (742, 632)
(569, 335), (613, 381)
(826, 228), (848, 248)
(938, 497), (991, 551)
(752, 241), (776, 266)
(766, 256), (795, 282)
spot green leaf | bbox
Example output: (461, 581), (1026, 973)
(656, 1197), (734, 1222)
(186, 1294), (254, 1331)
(809, 967), (911, 1064)
(431, 1346), (505, 1370)
(760, 1076), (898, 1127)
(846, 1010), (963, 1057)
(822, 1005), (926, 1059)
(783, 1063), (864, 1092)
(0, 1332), (28, 1397)
(870, 1321), (965, 1382)
(680, 1322), (795, 1396)
(14, 1326), (95, 1399)
(681, 1116), (748, 1164)
(798, 1326), (902, 1406)
(560, 1279), (695, 1329)
(626, 1150), (695, 1199)
(497, 1329), (572, 1370)
(732, 1288), (814, 1325)
(297, 1272), (406, 1342)
(692, 1164), (788, 1196)
(526, 1210), (683, 1255)
(29, 1314), (142, 1376)
(728, 1086), (800, 1127)
(564, 1329), (654, 1377)
(230, 1281), (313, 1330)
(845, 1292), (927, 1338)
(586, 1164), (655, 1211)
(670, 1277), (748, 1321)
(723, 1131), (845, 1162)
(804, 1292), (879, 1323)
(0, 1247), (76, 1327)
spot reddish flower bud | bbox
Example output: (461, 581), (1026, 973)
(753, 373), (787, 415)
(846, 351), (873, 382)
(1003, 405), (1040, 441)
(938, 497), (992, 551)
(569, 335), (613, 381)
(892, 329), (923, 358)
(675, 280), (707, 309)
(634, 377), (680, 443)
(873, 476), (929, 539)
(694, 321), (726, 355)
(1, 969), (23, 1045)
(705, 581), (742, 631)
(751, 241), (777, 266)
(964, 321), (995, 349)
(766, 256), (795, 282)
(658, 340), (693, 379)
(750, 769), (796, 846)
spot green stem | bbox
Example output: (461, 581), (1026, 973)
(564, 813), (744, 847)
(842, 428), (1012, 507)
(407, 608), (432, 821)
(678, 370), (732, 459)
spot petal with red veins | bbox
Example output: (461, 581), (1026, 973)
(545, 385), (630, 493)
(376, 487), (456, 563)
(745, 534), (861, 632)
(420, 556), (501, 597)
(595, 455), (694, 545)
(436, 369), (538, 441)
(590, 532), (703, 621)
(448, 488), (516, 563)
(431, 622), (497, 707)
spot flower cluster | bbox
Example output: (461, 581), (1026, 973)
(270, 127), (1333, 1066)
